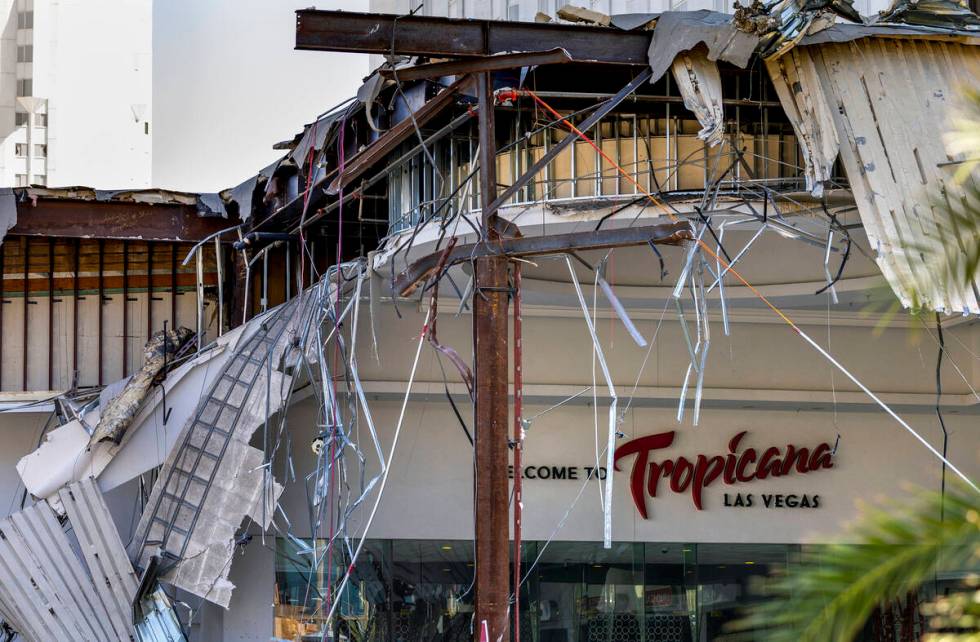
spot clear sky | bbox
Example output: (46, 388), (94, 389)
(152, 0), (369, 193)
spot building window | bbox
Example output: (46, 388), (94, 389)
(17, 78), (32, 97)
(34, 144), (45, 157)
(34, 175), (45, 186)
(17, 11), (33, 29)
(507, 0), (520, 20)
(15, 112), (28, 127)
(15, 143), (28, 157)
(17, 45), (32, 63)
(34, 113), (46, 127)
(14, 175), (28, 187)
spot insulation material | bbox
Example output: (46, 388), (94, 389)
(671, 49), (726, 148)
(15, 327), (239, 507)
(766, 48), (840, 196)
(0, 478), (137, 642)
(89, 327), (194, 445)
(789, 38), (980, 313)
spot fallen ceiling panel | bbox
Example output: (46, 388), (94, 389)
(129, 296), (308, 607)
(770, 37), (980, 313)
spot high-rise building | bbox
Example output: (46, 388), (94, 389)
(0, 0), (152, 188)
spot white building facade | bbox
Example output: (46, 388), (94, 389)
(0, 0), (152, 189)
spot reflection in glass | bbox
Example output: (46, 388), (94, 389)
(272, 539), (956, 641)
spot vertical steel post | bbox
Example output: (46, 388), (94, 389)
(170, 244), (178, 330)
(512, 264), (523, 641)
(122, 240), (129, 377)
(214, 237), (224, 335)
(473, 70), (510, 642)
(47, 237), (54, 390)
(22, 237), (29, 391)
(98, 239), (104, 386)
(147, 241), (153, 343)
(72, 239), (79, 387)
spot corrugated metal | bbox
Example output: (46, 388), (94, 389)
(60, 477), (140, 640)
(772, 38), (980, 313)
(0, 478), (137, 642)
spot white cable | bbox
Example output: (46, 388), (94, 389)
(566, 256), (618, 549)
(324, 306), (432, 624)
(795, 326), (979, 493)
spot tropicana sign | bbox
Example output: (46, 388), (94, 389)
(612, 430), (835, 518)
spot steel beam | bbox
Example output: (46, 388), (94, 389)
(485, 68), (653, 219)
(392, 220), (692, 296)
(295, 9), (650, 65)
(326, 76), (468, 196)
(379, 48), (572, 81)
(473, 71), (510, 642)
(10, 200), (239, 242)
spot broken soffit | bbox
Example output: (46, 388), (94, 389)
(770, 37), (980, 314)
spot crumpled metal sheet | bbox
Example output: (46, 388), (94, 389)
(609, 12), (659, 31)
(0, 478), (138, 642)
(290, 111), (344, 167)
(876, 0), (980, 30)
(647, 10), (760, 83)
(792, 38), (980, 313)
(670, 48), (726, 147)
(799, 21), (980, 44)
(89, 327), (194, 446)
(733, 0), (862, 58)
(221, 157), (281, 223)
(358, 71), (387, 134)
(765, 48), (840, 196)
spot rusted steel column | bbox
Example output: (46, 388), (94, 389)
(512, 263), (524, 641)
(474, 71), (510, 642)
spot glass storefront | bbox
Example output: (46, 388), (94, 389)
(273, 539), (954, 641)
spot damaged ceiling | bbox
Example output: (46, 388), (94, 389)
(0, 1), (978, 640)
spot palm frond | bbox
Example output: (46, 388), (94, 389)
(731, 483), (980, 642)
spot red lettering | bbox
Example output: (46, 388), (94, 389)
(736, 448), (757, 482)
(669, 457), (694, 493)
(781, 446), (810, 475)
(614, 431), (835, 518)
(756, 447), (782, 479)
(692, 455), (725, 509)
(613, 431), (675, 519)
(809, 443), (834, 470)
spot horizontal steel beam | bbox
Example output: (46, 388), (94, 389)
(295, 9), (651, 65)
(11, 200), (239, 242)
(379, 48), (573, 81)
(327, 76), (468, 196)
(392, 220), (693, 296)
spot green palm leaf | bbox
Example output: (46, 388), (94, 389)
(731, 484), (980, 642)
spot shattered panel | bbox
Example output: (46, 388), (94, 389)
(766, 48), (841, 196)
(157, 441), (282, 608)
(799, 38), (980, 313)
(671, 48), (726, 148)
